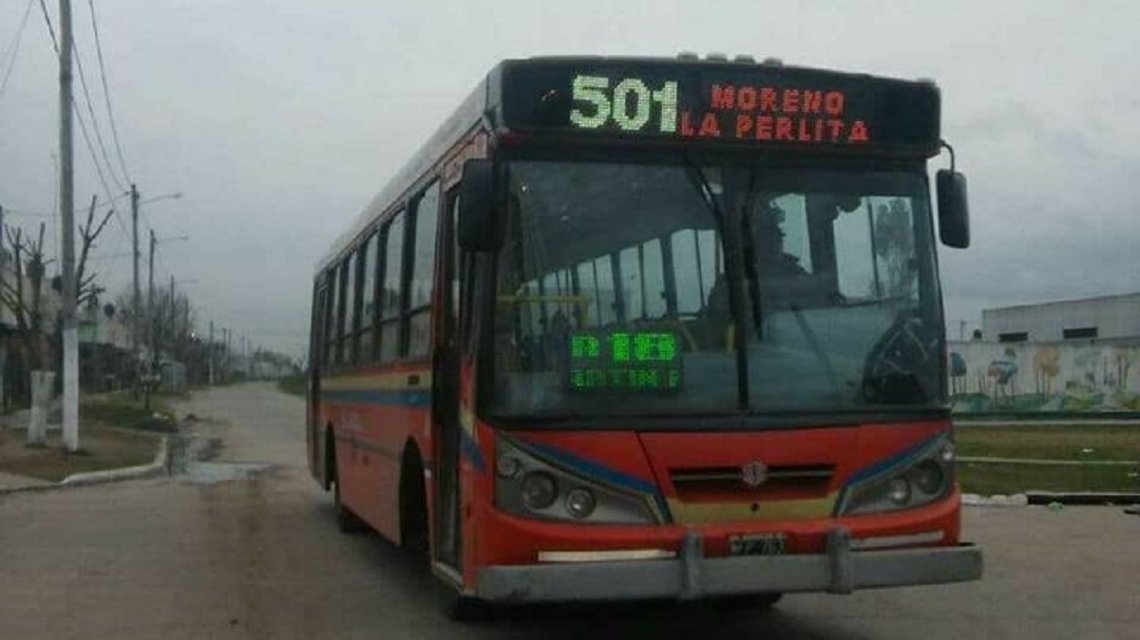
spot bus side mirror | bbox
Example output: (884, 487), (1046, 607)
(458, 159), (501, 252)
(936, 169), (970, 249)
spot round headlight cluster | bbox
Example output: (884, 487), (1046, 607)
(521, 472), (558, 510)
(565, 488), (597, 519)
(912, 461), (945, 495)
(887, 477), (911, 505)
(496, 454), (521, 479)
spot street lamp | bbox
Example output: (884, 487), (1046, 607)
(138, 192), (183, 206)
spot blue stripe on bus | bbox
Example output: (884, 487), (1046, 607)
(843, 431), (947, 488)
(323, 388), (484, 470)
(525, 441), (660, 496)
(321, 388), (431, 407)
(460, 428), (487, 472)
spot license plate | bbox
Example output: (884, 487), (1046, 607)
(728, 533), (787, 556)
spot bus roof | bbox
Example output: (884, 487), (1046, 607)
(316, 56), (941, 272)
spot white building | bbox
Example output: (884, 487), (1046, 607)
(982, 292), (1140, 343)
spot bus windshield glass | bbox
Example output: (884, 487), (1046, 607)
(491, 158), (944, 420)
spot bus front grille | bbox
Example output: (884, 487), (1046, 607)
(668, 464), (835, 500)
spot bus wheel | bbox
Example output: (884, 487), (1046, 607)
(713, 592), (784, 609)
(399, 446), (429, 559)
(329, 434), (367, 534)
(436, 583), (490, 622)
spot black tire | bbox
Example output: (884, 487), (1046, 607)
(329, 435), (367, 534)
(713, 592), (784, 609)
(400, 448), (430, 559)
(436, 581), (491, 622)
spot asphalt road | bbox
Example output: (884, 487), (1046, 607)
(1, 383), (1137, 639)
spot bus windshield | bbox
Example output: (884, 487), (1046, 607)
(491, 158), (944, 420)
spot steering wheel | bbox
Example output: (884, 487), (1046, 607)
(861, 313), (935, 404)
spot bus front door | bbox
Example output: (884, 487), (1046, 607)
(432, 191), (463, 569)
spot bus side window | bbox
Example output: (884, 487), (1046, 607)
(324, 267), (338, 367)
(335, 259), (351, 364)
(642, 239), (668, 319)
(357, 232), (378, 360)
(379, 213), (405, 363)
(830, 196), (919, 302)
(407, 181), (441, 359)
(346, 248), (361, 363)
(312, 282), (327, 369)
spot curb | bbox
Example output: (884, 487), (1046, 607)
(0, 435), (169, 496)
(1024, 491), (1140, 506)
(59, 435), (170, 486)
(959, 456), (1139, 466)
(962, 491), (1140, 507)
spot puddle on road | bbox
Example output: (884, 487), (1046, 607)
(167, 428), (272, 486)
(182, 462), (270, 485)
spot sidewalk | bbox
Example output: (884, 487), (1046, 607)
(0, 470), (51, 491)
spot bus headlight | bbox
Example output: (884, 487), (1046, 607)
(521, 472), (558, 510)
(836, 433), (955, 516)
(494, 435), (663, 524)
(565, 488), (597, 519)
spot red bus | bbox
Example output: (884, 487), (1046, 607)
(307, 55), (982, 617)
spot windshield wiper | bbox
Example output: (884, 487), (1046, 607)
(681, 153), (750, 408)
(737, 171), (764, 340)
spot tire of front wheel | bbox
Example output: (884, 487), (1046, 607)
(713, 592), (784, 609)
(436, 582), (491, 622)
(331, 449), (367, 534)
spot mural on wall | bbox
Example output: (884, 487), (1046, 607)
(949, 341), (1140, 412)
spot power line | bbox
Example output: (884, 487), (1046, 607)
(38, 0), (131, 242)
(72, 35), (126, 191)
(0, 0), (36, 98)
(84, 0), (130, 185)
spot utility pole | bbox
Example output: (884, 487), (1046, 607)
(169, 274), (175, 352)
(208, 320), (214, 385)
(130, 183), (140, 396)
(145, 229), (155, 409)
(0, 205), (6, 412)
(58, 0), (79, 452)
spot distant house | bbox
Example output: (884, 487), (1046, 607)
(982, 292), (1140, 344)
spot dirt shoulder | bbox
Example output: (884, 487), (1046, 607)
(0, 426), (161, 483)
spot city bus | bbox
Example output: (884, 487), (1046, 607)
(306, 55), (982, 617)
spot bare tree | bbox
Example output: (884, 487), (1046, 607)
(75, 195), (116, 308)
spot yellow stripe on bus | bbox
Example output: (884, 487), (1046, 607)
(666, 493), (838, 524)
(322, 370), (433, 392)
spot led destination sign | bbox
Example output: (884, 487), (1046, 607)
(501, 60), (940, 153)
(567, 330), (682, 393)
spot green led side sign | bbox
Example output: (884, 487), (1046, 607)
(567, 330), (682, 393)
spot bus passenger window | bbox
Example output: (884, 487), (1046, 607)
(671, 230), (704, 314)
(593, 257), (616, 325)
(336, 259), (350, 364)
(379, 214), (405, 363)
(619, 247), (643, 321)
(323, 269), (337, 367)
(407, 183), (440, 359)
(642, 239), (667, 319)
(358, 233), (378, 360)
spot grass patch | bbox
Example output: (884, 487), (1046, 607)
(955, 425), (1140, 461)
(276, 374), (306, 397)
(0, 427), (160, 482)
(955, 424), (1140, 494)
(80, 394), (178, 433)
(958, 462), (1140, 495)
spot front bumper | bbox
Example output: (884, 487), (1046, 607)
(476, 528), (983, 603)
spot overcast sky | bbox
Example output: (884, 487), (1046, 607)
(1, 0), (1138, 355)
